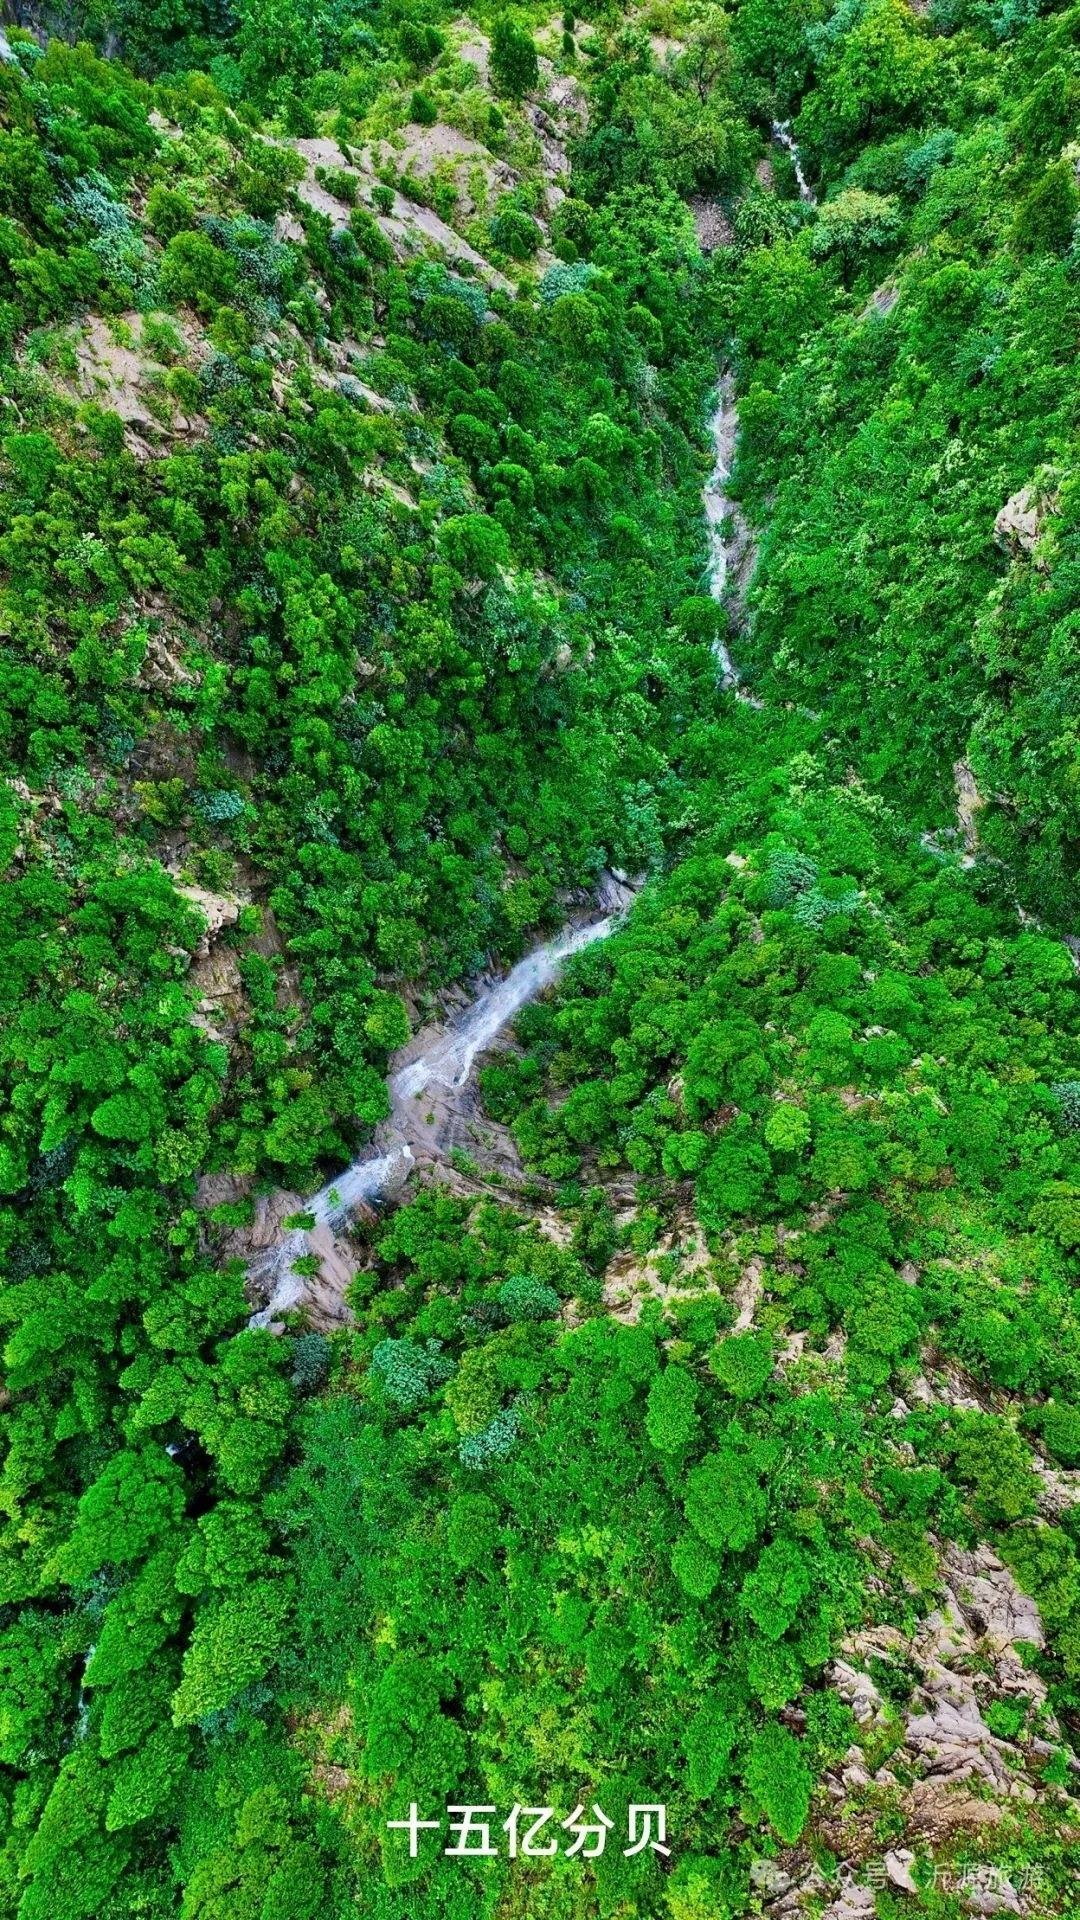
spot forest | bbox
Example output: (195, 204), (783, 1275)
(2, 0), (1080, 1915)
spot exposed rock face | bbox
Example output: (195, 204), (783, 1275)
(173, 883), (242, 955)
(1035, 1462), (1080, 1519)
(787, 1541), (1080, 1915)
(690, 196), (735, 251)
(602, 1217), (716, 1324)
(280, 133), (515, 291)
(994, 475), (1060, 564)
(955, 759), (984, 859)
(821, 1885), (875, 1920)
(52, 310), (208, 459)
(732, 1254), (764, 1330)
(866, 282), (899, 317)
(943, 1543), (1044, 1655)
(831, 1658), (883, 1726)
(189, 941), (245, 1044)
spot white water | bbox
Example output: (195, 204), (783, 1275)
(704, 375), (765, 708)
(703, 125), (816, 705)
(771, 120), (816, 204)
(704, 371), (740, 690)
(249, 911), (619, 1322)
(391, 917), (615, 1106)
(308, 1146), (415, 1228)
(251, 123), (820, 1324)
(306, 913), (618, 1233)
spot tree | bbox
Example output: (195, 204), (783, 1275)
(172, 1578), (293, 1724)
(740, 1538), (811, 1639)
(646, 1365), (699, 1452)
(683, 1696), (738, 1798)
(446, 1492), (499, 1570)
(671, 1534), (722, 1599)
(1011, 160), (1079, 256)
(491, 15), (538, 99)
(684, 1448), (766, 1553)
(710, 1332), (773, 1402)
(745, 1719), (812, 1842)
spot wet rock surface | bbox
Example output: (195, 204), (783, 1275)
(242, 885), (638, 1326)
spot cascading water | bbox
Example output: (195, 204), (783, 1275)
(771, 120), (816, 204)
(704, 375), (764, 709)
(250, 119), (824, 1327)
(390, 918), (616, 1107)
(703, 122), (815, 700)
(248, 910), (622, 1324)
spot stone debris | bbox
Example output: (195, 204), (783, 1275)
(1033, 1461), (1080, 1520)
(994, 477), (1059, 564)
(690, 196), (735, 251)
(831, 1658), (883, 1725)
(962, 1867), (1023, 1915)
(821, 1885), (876, 1920)
(884, 1848), (919, 1893)
(733, 1254), (764, 1330)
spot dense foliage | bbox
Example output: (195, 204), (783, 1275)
(725, 0), (1080, 925)
(4, 0), (1080, 1916)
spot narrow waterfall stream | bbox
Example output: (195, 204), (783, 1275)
(248, 122), (821, 1327)
(703, 371), (763, 707)
(771, 120), (816, 203)
(704, 123), (816, 702)
(248, 900), (631, 1324)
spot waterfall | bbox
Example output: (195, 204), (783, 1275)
(771, 120), (816, 204)
(703, 122), (814, 703)
(247, 909), (622, 1323)
(704, 374), (764, 709)
(392, 917), (614, 1104)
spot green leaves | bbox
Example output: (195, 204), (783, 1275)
(709, 1332), (773, 1403)
(744, 1719), (811, 1843)
(171, 1576), (293, 1725)
(763, 1102), (811, 1153)
(50, 1451), (185, 1584)
(740, 1538), (811, 1640)
(645, 1364), (699, 1452)
(490, 15), (538, 100)
(684, 1447), (766, 1554)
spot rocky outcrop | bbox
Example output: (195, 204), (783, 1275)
(173, 883), (241, 950)
(994, 474), (1060, 566)
(773, 1541), (1080, 1916)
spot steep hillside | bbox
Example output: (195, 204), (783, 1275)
(725, 0), (1080, 926)
(3, 5), (1080, 1920)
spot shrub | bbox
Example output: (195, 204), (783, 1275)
(409, 90), (437, 126)
(458, 1404), (520, 1468)
(290, 1333), (330, 1393)
(745, 1720), (811, 1843)
(764, 1104), (811, 1153)
(491, 206), (542, 259)
(1051, 1081), (1080, 1134)
(1011, 160), (1079, 256)
(498, 1275), (561, 1321)
(370, 1338), (453, 1410)
(685, 1447), (765, 1552)
(671, 1534), (721, 1599)
(645, 1366), (699, 1452)
(491, 15), (538, 98)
